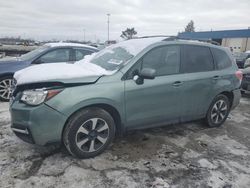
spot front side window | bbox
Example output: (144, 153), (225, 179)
(181, 45), (214, 73)
(212, 48), (232, 70)
(36, 48), (71, 63)
(142, 45), (180, 76)
(20, 46), (49, 61)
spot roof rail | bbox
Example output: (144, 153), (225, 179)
(138, 35), (176, 38)
(163, 36), (220, 45)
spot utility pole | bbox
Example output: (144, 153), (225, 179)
(83, 29), (86, 42)
(107, 13), (110, 42)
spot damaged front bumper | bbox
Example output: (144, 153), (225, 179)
(10, 99), (67, 146)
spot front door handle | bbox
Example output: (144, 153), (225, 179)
(172, 81), (183, 87)
(212, 75), (221, 80)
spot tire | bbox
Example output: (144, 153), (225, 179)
(0, 76), (13, 102)
(63, 107), (116, 158)
(205, 94), (230, 127)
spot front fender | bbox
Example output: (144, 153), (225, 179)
(45, 81), (125, 124)
(65, 97), (124, 122)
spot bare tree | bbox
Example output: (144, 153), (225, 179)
(120, 28), (137, 40)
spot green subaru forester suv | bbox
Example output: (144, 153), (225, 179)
(10, 37), (242, 158)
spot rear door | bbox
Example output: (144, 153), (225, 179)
(124, 45), (183, 128)
(179, 44), (217, 121)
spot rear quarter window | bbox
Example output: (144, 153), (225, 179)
(211, 48), (232, 70)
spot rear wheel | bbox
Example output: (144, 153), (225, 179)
(63, 107), (116, 158)
(0, 76), (13, 102)
(205, 94), (230, 127)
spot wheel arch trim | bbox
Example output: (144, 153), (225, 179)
(60, 99), (125, 142)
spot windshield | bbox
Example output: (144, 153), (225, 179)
(90, 47), (134, 71)
(19, 46), (49, 61)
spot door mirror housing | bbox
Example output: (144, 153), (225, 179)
(139, 68), (156, 79)
(133, 68), (156, 84)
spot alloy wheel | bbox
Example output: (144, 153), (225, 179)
(0, 79), (12, 100)
(210, 99), (228, 124)
(75, 118), (109, 153)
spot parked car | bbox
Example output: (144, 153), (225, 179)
(10, 37), (242, 158)
(0, 43), (98, 101)
(244, 57), (250, 69)
(233, 52), (250, 68)
(241, 67), (250, 93)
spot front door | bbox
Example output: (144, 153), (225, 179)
(124, 45), (183, 128)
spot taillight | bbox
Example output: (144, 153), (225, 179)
(235, 70), (243, 81)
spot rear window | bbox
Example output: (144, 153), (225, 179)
(211, 48), (232, 70)
(181, 45), (214, 73)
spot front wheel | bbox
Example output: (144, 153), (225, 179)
(205, 94), (230, 127)
(63, 107), (116, 158)
(0, 76), (13, 102)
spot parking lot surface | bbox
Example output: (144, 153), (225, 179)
(0, 96), (250, 188)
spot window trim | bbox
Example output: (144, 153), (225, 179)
(180, 44), (216, 74)
(123, 44), (181, 80)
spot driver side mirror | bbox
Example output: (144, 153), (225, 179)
(133, 68), (156, 84)
(139, 68), (156, 79)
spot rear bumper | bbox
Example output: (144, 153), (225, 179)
(10, 101), (67, 145)
(231, 89), (241, 110)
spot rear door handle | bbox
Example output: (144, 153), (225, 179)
(172, 81), (183, 87)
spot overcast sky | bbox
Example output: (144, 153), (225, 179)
(0, 0), (249, 42)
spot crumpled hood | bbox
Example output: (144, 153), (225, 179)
(14, 61), (114, 85)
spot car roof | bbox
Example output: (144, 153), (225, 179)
(44, 42), (98, 50)
(100, 37), (166, 56)
(96, 36), (223, 59)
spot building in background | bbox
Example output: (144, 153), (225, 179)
(178, 29), (250, 52)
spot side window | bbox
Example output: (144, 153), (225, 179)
(142, 45), (180, 76)
(75, 49), (92, 61)
(181, 45), (214, 73)
(37, 48), (71, 63)
(211, 48), (232, 70)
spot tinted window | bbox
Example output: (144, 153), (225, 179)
(211, 48), (232, 70)
(142, 45), (180, 76)
(75, 49), (92, 61)
(181, 45), (214, 73)
(37, 48), (71, 63)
